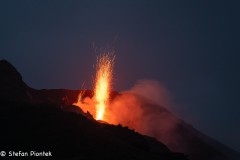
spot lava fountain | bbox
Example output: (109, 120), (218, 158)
(94, 53), (115, 120)
(73, 53), (114, 121)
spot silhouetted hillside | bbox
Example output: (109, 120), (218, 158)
(0, 60), (28, 102)
(0, 59), (188, 160)
(0, 101), (188, 160)
(1, 59), (239, 160)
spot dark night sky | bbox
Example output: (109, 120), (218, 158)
(0, 0), (240, 151)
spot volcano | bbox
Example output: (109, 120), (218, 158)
(0, 59), (239, 160)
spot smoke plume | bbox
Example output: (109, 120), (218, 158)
(105, 80), (182, 152)
(75, 79), (184, 152)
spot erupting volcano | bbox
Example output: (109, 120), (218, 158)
(1, 59), (239, 160)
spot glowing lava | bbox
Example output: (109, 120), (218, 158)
(94, 53), (115, 120)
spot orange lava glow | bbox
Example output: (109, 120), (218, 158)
(72, 90), (85, 109)
(94, 53), (114, 120)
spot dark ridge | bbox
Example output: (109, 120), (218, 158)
(1, 60), (239, 160)
(0, 59), (28, 102)
(0, 59), (23, 81)
(0, 60), (189, 159)
(0, 101), (188, 160)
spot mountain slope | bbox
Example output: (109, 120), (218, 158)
(0, 101), (187, 160)
(0, 59), (188, 160)
(0, 60), (28, 102)
(1, 59), (239, 160)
